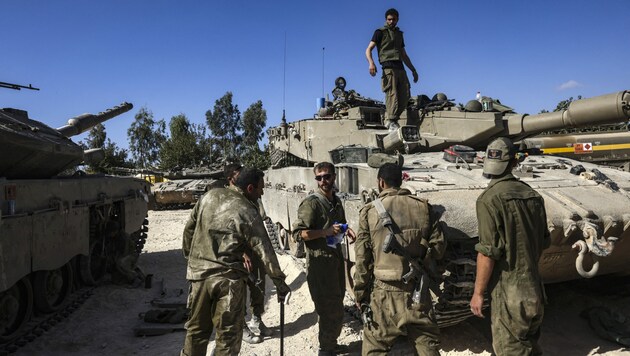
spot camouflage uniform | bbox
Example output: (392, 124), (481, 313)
(475, 173), (551, 356)
(181, 187), (287, 356)
(292, 191), (347, 352)
(354, 187), (446, 356)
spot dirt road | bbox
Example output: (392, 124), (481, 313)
(14, 210), (630, 355)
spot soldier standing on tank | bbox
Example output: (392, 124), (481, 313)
(366, 8), (419, 131)
(354, 163), (445, 355)
(292, 161), (356, 356)
(470, 137), (551, 356)
(223, 163), (274, 342)
(181, 168), (290, 356)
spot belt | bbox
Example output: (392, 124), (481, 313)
(374, 279), (415, 292)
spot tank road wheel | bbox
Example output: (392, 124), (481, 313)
(78, 241), (108, 286)
(0, 278), (33, 343)
(32, 262), (74, 313)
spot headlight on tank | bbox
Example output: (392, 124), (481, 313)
(381, 126), (420, 152)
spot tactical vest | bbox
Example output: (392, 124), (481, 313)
(377, 26), (403, 64)
(370, 194), (431, 281)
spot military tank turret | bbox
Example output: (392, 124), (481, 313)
(261, 78), (630, 327)
(0, 94), (151, 345)
(151, 167), (224, 210)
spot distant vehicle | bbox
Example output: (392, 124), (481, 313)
(523, 122), (630, 171)
(261, 78), (630, 327)
(0, 97), (150, 344)
(151, 167), (224, 210)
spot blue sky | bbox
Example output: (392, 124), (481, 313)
(2, 0), (628, 150)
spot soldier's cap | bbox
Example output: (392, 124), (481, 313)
(483, 137), (516, 175)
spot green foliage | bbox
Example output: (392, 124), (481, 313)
(127, 107), (166, 168)
(160, 114), (211, 170)
(206, 92), (242, 160)
(242, 100), (267, 149)
(81, 123), (132, 173)
(540, 95), (583, 113)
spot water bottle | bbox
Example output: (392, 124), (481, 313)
(326, 222), (348, 247)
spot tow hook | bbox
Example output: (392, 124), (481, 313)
(572, 221), (618, 278)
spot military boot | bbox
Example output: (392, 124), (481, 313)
(247, 315), (272, 337)
(242, 326), (262, 344)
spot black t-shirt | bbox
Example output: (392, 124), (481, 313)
(371, 29), (404, 69)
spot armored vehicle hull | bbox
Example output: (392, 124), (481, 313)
(152, 178), (220, 209)
(261, 81), (630, 327)
(0, 102), (150, 344)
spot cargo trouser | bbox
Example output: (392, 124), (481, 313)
(381, 67), (410, 122)
(362, 280), (440, 356)
(306, 247), (346, 351)
(181, 275), (246, 356)
(490, 288), (544, 356)
(246, 253), (266, 317)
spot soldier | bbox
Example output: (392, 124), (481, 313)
(222, 163), (272, 341)
(181, 168), (290, 356)
(292, 161), (356, 356)
(470, 137), (550, 356)
(366, 8), (418, 131)
(354, 163), (445, 355)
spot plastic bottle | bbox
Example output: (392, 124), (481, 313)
(326, 222), (348, 247)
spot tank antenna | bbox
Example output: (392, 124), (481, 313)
(322, 47), (325, 98)
(282, 31), (287, 123)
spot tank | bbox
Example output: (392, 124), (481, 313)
(523, 122), (630, 171)
(261, 78), (630, 327)
(0, 101), (151, 344)
(151, 167), (224, 209)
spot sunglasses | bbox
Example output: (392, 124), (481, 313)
(314, 173), (333, 181)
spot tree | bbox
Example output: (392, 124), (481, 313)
(540, 95), (583, 113)
(240, 100), (270, 170)
(206, 92), (242, 161)
(82, 123), (132, 173)
(160, 114), (210, 170)
(127, 107), (166, 169)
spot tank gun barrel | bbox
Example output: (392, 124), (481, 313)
(57, 102), (133, 137)
(518, 91), (630, 135)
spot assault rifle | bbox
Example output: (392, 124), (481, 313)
(382, 232), (439, 304)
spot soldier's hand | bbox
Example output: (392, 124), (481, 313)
(242, 253), (252, 272)
(346, 227), (357, 244)
(360, 303), (373, 329)
(412, 70), (419, 83)
(369, 64), (377, 77)
(276, 281), (291, 303)
(470, 293), (485, 318)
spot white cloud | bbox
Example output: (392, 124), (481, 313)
(557, 80), (582, 91)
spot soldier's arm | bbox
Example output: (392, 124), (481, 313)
(427, 203), (446, 260)
(401, 47), (418, 83)
(292, 199), (335, 242)
(353, 206), (374, 304)
(366, 41), (377, 76)
(182, 200), (201, 259)
(245, 213), (287, 284)
(470, 252), (494, 318)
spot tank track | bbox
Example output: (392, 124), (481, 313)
(264, 218), (282, 252)
(0, 288), (94, 355)
(433, 239), (485, 328)
(134, 218), (149, 255)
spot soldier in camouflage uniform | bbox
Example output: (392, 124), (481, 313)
(292, 162), (356, 356)
(470, 137), (550, 356)
(223, 163), (272, 342)
(181, 168), (290, 356)
(354, 163), (445, 356)
(366, 8), (418, 130)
